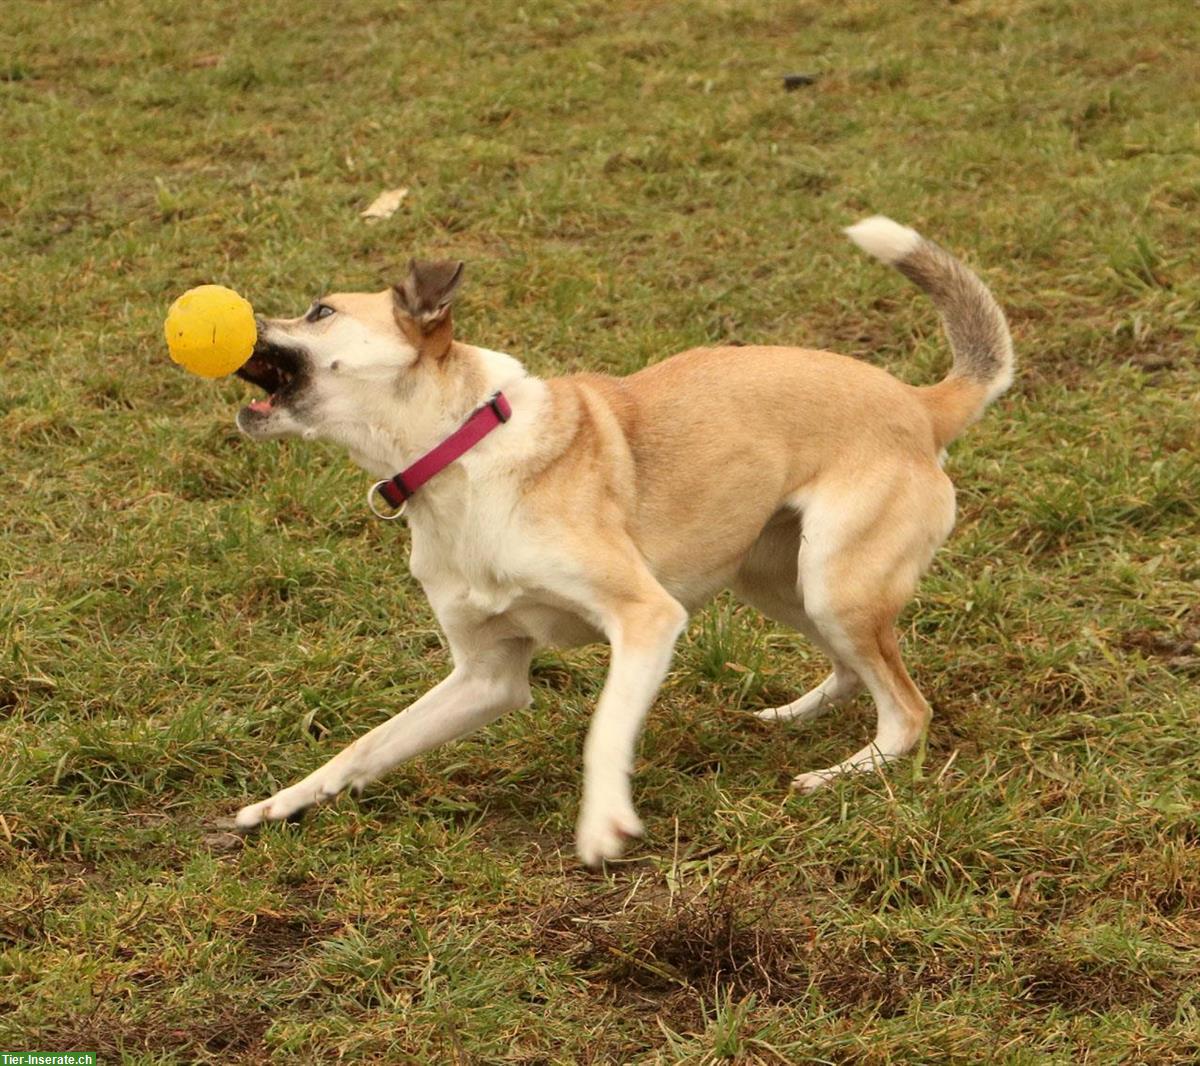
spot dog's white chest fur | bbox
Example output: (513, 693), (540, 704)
(409, 500), (603, 648)
(409, 489), (519, 605)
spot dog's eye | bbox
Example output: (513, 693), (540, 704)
(307, 303), (336, 323)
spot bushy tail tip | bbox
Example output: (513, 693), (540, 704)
(844, 215), (922, 266)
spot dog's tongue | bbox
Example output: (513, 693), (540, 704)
(248, 398), (273, 413)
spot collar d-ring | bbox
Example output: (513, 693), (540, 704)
(367, 480), (408, 520)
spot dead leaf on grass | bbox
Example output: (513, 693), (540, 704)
(360, 187), (409, 223)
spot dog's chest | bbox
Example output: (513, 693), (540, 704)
(410, 521), (516, 610)
(407, 518), (601, 648)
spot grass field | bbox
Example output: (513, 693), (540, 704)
(3, 0), (1199, 1061)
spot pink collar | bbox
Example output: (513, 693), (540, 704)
(367, 392), (512, 519)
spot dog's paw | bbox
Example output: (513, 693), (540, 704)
(234, 798), (273, 830)
(758, 699), (835, 725)
(790, 769), (837, 794)
(755, 690), (837, 725)
(234, 781), (332, 830)
(575, 799), (644, 868)
(755, 705), (795, 722)
(234, 795), (294, 830)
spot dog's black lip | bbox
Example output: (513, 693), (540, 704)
(236, 342), (302, 396)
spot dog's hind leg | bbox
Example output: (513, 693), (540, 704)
(733, 511), (862, 725)
(756, 666), (862, 724)
(234, 634), (534, 828)
(740, 588), (862, 725)
(788, 619), (931, 793)
(786, 469), (954, 793)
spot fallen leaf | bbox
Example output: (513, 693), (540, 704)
(360, 186), (409, 223)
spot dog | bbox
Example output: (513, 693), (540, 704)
(230, 217), (1013, 866)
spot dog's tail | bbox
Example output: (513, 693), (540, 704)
(845, 215), (1014, 448)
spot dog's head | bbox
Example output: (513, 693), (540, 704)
(235, 259), (465, 449)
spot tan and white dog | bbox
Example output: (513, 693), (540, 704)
(231, 217), (1013, 866)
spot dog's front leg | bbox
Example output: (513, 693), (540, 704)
(576, 594), (688, 867)
(235, 637), (533, 828)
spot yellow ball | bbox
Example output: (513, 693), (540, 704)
(164, 284), (257, 379)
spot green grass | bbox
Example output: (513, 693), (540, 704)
(2, 0), (1199, 1061)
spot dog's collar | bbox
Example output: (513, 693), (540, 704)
(367, 392), (512, 519)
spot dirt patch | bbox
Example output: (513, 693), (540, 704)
(1119, 607), (1200, 675)
(538, 879), (993, 1024)
(1018, 956), (1185, 1025)
(808, 935), (966, 1018)
(539, 877), (811, 1005)
(231, 909), (345, 964)
(32, 1003), (271, 1061)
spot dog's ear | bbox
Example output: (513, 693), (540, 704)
(393, 259), (464, 334)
